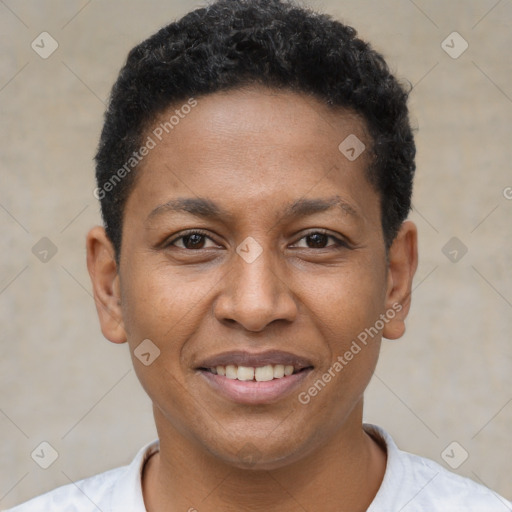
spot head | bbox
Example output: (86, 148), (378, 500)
(87, 0), (418, 470)
(94, 0), (415, 262)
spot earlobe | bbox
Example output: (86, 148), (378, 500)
(382, 221), (418, 341)
(86, 226), (127, 344)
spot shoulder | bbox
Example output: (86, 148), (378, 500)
(365, 424), (512, 512)
(4, 466), (124, 512)
(398, 449), (511, 511)
(4, 440), (159, 512)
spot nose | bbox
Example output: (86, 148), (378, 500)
(213, 244), (298, 332)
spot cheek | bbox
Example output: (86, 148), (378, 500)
(302, 276), (383, 418)
(312, 259), (387, 344)
(120, 258), (206, 339)
(119, 262), (219, 399)
(120, 274), (163, 340)
(323, 262), (386, 392)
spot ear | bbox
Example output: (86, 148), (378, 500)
(86, 226), (127, 344)
(382, 220), (418, 340)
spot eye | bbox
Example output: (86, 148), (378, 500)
(291, 230), (348, 249)
(165, 229), (348, 251)
(167, 230), (219, 250)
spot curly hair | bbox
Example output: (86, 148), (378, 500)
(95, 0), (415, 262)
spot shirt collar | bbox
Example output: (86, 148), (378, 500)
(108, 425), (395, 511)
(110, 439), (160, 512)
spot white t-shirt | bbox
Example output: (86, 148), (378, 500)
(5, 424), (512, 512)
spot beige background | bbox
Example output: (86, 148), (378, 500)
(1, 0), (511, 508)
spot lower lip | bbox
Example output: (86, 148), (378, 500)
(198, 369), (313, 405)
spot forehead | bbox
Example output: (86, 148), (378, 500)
(126, 86), (379, 227)
(152, 86), (368, 159)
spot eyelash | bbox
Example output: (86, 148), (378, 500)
(166, 229), (349, 250)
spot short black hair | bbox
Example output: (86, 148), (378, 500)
(95, 0), (415, 263)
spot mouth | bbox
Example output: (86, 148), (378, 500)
(196, 350), (314, 404)
(199, 364), (310, 381)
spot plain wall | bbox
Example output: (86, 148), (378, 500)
(1, 0), (511, 508)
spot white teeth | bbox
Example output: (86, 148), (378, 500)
(255, 365), (274, 381)
(273, 364), (285, 378)
(237, 366), (255, 381)
(225, 364), (238, 379)
(208, 363), (304, 381)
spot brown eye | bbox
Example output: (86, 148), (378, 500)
(306, 233), (329, 248)
(167, 230), (218, 250)
(292, 231), (347, 249)
(181, 233), (206, 249)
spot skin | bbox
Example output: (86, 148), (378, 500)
(86, 86), (418, 512)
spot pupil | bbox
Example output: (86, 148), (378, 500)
(184, 234), (204, 249)
(308, 233), (327, 248)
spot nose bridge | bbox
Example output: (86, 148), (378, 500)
(235, 242), (279, 298)
(214, 238), (297, 331)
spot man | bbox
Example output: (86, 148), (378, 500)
(7, 0), (512, 510)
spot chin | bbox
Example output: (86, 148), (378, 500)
(205, 430), (315, 471)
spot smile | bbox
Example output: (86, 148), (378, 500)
(202, 364), (303, 381)
(196, 350), (314, 404)
(198, 365), (313, 405)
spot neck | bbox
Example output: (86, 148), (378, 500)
(142, 405), (386, 512)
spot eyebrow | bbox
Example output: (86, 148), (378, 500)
(146, 195), (361, 224)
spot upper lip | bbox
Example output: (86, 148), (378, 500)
(196, 350), (314, 370)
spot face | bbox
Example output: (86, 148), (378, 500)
(87, 86), (417, 470)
